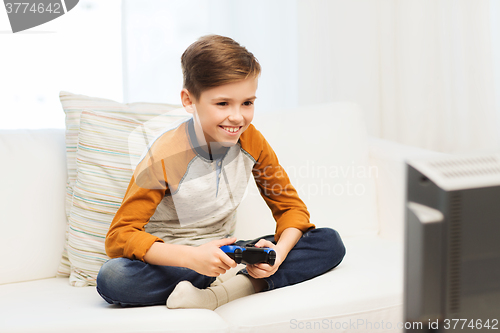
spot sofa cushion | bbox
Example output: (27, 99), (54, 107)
(0, 236), (402, 333)
(0, 129), (67, 285)
(58, 91), (185, 276)
(235, 102), (379, 240)
(67, 110), (188, 286)
(0, 278), (229, 333)
(215, 236), (403, 332)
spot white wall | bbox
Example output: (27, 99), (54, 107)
(0, 0), (122, 129)
(491, 0), (500, 134)
(297, 0), (381, 137)
(3, 0), (498, 154)
(297, 0), (500, 154)
(122, 0), (299, 114)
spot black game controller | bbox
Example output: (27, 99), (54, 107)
(220, 244), (276, 266)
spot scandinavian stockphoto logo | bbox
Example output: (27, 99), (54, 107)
(3, 0), (79, 33)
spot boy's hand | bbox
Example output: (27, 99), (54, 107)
(245, 239), (284, 279)
(189, 237), (238, 277)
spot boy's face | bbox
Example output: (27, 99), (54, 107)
(181, 76), (258, 150)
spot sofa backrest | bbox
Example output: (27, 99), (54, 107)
(0, 129), (67, 285)
(367, 137), (447, 242)
(235, 102), (379, 240)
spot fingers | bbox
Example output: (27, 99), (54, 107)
(217, 263), (231, 275)
(215, 247), (237, 270)
(220, 252), (238, 268)
(246, 263), (273, 279)
(245, 265), (258, 279)
(214, 237), (237, 247)
(205, 252), (236, 277)
(252, 263), (272, 272)
(247, 267), (266, 279)
(207, 261), (232, 277)
(214, 239), (238, 268)
(254, 239), (275, 248)
(202, 237), (239, 276)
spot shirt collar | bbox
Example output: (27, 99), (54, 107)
(187, 117), (229, 161)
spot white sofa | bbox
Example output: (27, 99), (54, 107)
(0, 102), (443, 333)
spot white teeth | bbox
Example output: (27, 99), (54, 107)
(223, 126), (239, 133)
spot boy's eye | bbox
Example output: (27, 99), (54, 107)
(216, 101), (254, 106)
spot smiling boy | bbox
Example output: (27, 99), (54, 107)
(96, 34), (345, 309)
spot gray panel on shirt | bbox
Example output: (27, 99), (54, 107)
(145, 144), (255, 246)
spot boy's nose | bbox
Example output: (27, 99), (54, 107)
(228, 107), (244, 122)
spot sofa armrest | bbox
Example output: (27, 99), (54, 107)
(0, 129), (67, 284)
(367, 136), (448, 242)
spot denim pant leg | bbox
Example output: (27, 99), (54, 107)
(96, 257), (216, 307)
(236, 227), (346, 291)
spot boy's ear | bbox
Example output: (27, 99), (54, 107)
(181, 89), (195, 114)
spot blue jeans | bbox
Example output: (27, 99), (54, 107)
(96, 227), (345, 307)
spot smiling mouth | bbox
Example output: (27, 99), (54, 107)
(219, 126), (242, 134)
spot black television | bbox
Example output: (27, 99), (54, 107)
(404, 153), (500, 332)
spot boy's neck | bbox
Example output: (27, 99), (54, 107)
(206, 142), (228, 160)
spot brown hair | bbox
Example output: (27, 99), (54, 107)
(181, 34), (261, 102)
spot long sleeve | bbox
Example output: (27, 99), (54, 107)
(105, 155), (168, 261)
